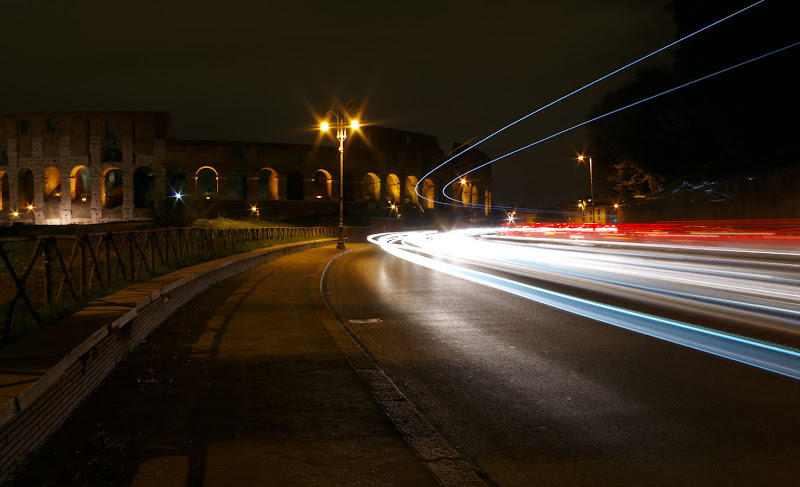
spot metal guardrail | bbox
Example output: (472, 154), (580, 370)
(0, 226), (336, 341)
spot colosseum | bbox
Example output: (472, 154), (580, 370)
(0, 111), (492, 225)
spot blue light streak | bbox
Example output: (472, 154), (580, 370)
(369, 231), (800, 381)
(414, 0), (767, 208)
(441, 40), (800, 209)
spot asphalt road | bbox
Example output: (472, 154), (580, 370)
(325, 244), (800, 487)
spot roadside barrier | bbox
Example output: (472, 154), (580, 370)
(0, 226), (336, 341)
(0, 237), (336, 482)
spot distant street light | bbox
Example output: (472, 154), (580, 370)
(320, 100), (360, 250)
(578, 155), (594, 223)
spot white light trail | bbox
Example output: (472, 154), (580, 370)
(369, 230), (800, 381)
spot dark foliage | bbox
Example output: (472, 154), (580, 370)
(589, 0), (800, 195)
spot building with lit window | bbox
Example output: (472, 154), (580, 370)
(0, 112), (492, 225)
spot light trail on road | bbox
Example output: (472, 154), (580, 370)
(369, 228), (800, 380)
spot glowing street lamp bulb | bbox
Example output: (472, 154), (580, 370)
(350, 120), (359, 130)
(320, 121), (330, 131)
(12, 211), (19, 217)
(578, 155), (585, 161)
(27, 204), (34, 211)
(174, 191), (183, 200)
(251, 206), (258, 212)
(460, 178), (466, 185)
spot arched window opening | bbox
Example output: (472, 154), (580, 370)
(102, 146), (123, 163)
(166, 166), (187, 198)
(196, 167), (218, 200)
(43, 167), (62, 200)
(71, 166), (92, 202)
(404, 176), (419, 204)
(227, 170), (247, 200)
(134, 166), (155, 208)
(0, 172), (8, 211)
(363, 173), (380, 201)
(312, 169), (332, 199)
(18, 169), (34, 209)
(286, 171), (304, 200)
(461, 181), (472, 205)
(103, 168), (124, 209)
(257, 168), (278, 200)
(386, 173), (401, 203)
(422, 179), (435, 209)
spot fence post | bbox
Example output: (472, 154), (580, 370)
(128, 234), (136, 281)
(80, 237), (88, 297)
(44, 238), (55, 307)
(105, 234), (112, 285)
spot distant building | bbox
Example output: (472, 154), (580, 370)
(0, 112), (492, 225)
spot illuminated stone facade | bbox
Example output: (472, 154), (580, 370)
(0, 112), (492, 224)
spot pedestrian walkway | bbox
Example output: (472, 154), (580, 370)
(6, 245), (439, 486)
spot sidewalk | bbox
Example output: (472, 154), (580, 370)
(3, 244), (440, 486)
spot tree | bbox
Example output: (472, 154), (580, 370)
(590, 0), (800, 195)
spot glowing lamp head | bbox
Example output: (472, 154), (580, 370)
(578, 155), (585, 161)
(251, 206), (258, 212)
(320, 121), (330, 132)
(27, 204), (34, 211)
(460, 178), (466, 185)
(174, 191), (183, 200)
(350, 120), (359, 130)
(12, 211), (19, 217)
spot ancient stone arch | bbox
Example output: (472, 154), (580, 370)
(421, 178), (435, 209)
(257, 168), (278, 201)
(313, 169), (333, 199)
(404, 175), (419, 204)
(386, 173), (401, 203)
(363, 173), (380, 201)
(133, 166), (155, 208)
(102, 167), (124, 209)
(196, 166), (218, 200)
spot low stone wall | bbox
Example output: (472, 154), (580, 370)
(0, 238), (335, 482)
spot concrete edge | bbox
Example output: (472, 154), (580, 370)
(313, 245), (489, 487)
(1, 237), (336, 431)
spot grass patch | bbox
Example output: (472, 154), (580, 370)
(1, 224), (333, 344)
(193, 217), (292, 230)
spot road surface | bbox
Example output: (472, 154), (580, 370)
(325, 242), (800, 486)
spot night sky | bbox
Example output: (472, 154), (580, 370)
(1, 0), (682, 206)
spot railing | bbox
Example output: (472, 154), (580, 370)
(0, 226), (336, 342)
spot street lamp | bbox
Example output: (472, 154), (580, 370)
(320, 100), (360, 250)
(578, 155), (594, 223)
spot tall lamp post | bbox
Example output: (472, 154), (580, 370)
(320, 100), (360, 250)
(578, 154), (594, 223)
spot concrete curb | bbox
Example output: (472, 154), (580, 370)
(314, 245), (489, 487)
(0, 238), (336, 482)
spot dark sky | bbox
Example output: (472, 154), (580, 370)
(1, 0), (678, 207)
